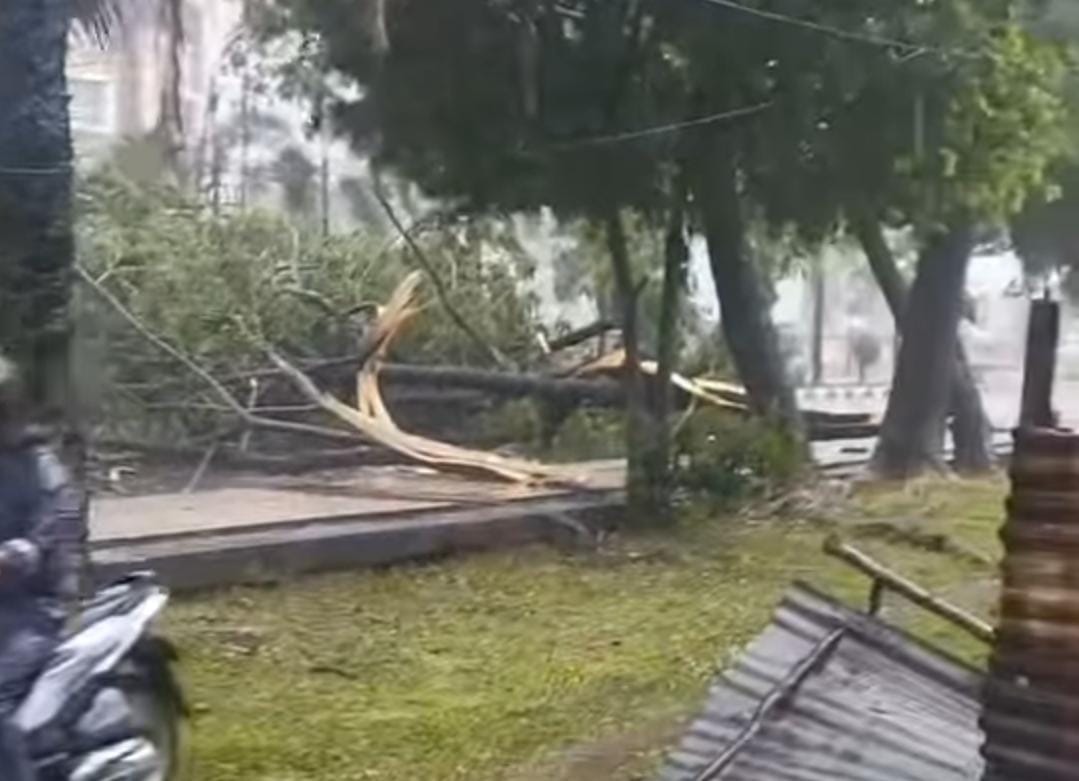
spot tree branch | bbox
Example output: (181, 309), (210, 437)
(373, 184), (514, 370)
(76, 264), (362, 444)
(546, 319), (618, 353)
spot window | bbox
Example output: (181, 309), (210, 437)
(69, 77), (114, 133)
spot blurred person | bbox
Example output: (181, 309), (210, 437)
(0, 355), (85, 779)
(845, 315), (883, 384)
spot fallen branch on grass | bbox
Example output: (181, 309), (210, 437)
(266, 274), (580, 486)
(76, 264), (361, 445)
(845, 520), (994, 567)
(95, 438), (402, 472)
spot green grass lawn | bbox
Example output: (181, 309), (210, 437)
(167, 477), (1006, 781)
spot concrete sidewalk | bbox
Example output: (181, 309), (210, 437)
(89, 462), (626, 590)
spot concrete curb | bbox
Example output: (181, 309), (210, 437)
(91, 490), (625, 591)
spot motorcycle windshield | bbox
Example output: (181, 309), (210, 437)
(13, 576), (169, 737)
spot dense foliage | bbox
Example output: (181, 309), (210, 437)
(60, 0), (1079, 488)
(674, 410), (804, 503)
(76, 171), (541, 443)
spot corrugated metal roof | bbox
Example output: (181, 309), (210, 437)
(982, 427), (1079, 779)
(659, 583), (987, 781)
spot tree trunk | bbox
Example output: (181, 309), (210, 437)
(648, 174), (689, 519)
(688, 133), (805, 442)
(852, 213), (993, 473)
(870, 223), (975, 479)
(0, 0), (76, 429)
(853, 215), (908, 318)
(156, 0), (187, 182)
(604, 210), (661, 525)
(319, 92), (332, 237)
(811, 261), (825, 385)
(950, 347), (994, 473)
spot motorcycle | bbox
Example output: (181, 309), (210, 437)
(11, 574), (188, 780)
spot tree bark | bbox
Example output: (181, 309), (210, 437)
(870, 222), (975, 479)
(949, 349), (994, 473)
(545, 319), (617, 354)
(604, 209), (660, 524)
(0, 0), (76, 430)
(853, 215), (908, 318)
(645, 173), (689, 520)
(852, 213), (993, 474)
(156, 0), (187, 182)
(688, 133), (805, 443)
(603, 205), (677, 524)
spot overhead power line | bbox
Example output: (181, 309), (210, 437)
(697, 0), (946, 56)
(555, 101), (773, 149)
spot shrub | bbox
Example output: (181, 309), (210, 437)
(674, 410), (804, 504)
(544, 408), (625, 462)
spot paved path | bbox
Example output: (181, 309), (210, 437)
(91, 461), (625, 544)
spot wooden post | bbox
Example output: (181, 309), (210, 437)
(1019, 299), (1060, 429)
(823, 536), (994, 643)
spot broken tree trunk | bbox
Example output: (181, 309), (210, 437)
(267, 273), (584, 486)
(375, 183), (513, 370)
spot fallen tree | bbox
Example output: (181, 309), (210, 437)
(231, 356), (872, 431)
(264, 273), (587, 486)
(83, 259), (879, 486)
(77, 264), (363, 445)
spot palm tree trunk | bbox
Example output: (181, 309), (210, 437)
(0, 0), (77, 428)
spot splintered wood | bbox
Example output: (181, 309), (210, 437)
(269, 273), (582, 486)
(573, 349), (749, 413)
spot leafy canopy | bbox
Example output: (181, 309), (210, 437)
(259, 0), (1068, 246)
